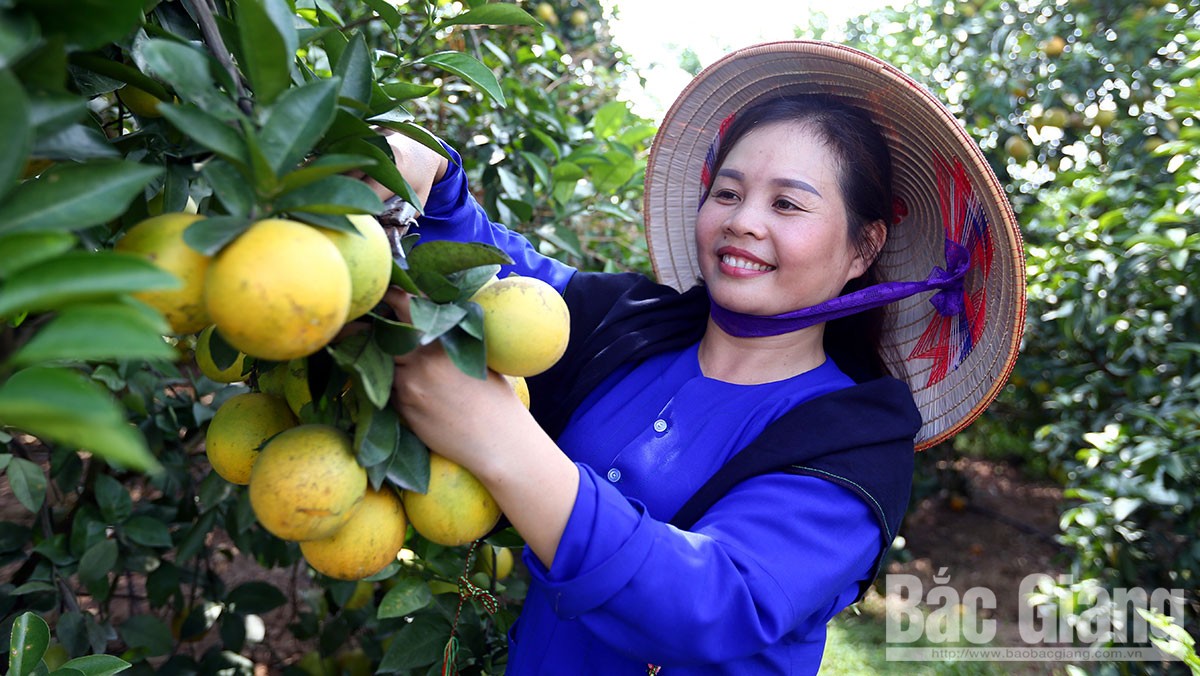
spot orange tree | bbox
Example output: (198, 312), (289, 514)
(0, 0), (649, 673)
(844, 0), (1199, 661)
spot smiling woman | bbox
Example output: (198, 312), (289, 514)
(374, 39), (1024, 675)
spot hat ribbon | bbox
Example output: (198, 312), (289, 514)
(708, 238), (970, 338)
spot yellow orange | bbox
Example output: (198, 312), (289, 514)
(300, 486), (408, 580)
(249, 424), (366, 541)
(319, 214), (392, 321)
(205, 219), (351, 361)
(114, 213), (210, 335)
(205, 392), (297, 485)
(402, 453), (501, 546)
(470, 276), (569, 377)
(195, 325), (248, 383)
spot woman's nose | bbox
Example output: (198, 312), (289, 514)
(723, 204), (768, 239)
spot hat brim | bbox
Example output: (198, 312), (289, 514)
(643, 40), (1026, 451)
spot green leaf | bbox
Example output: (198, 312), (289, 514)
(175, 510), (216, 562)
(0, 231), (74, 279)
(93, 474), (133, 523)
(0, 70), (31, 203)
(591, 100), (630, 138)
(440, 324), (486, 380)
(407, 240), (513, 278)
(0, 251), (178, 319)
(27, 0), (144, 51)
(205, 325), (242, 372)
(201, 161), (254, 218)
(279, 154), (377, 194)
(354, 404), (401, 470)
(157, 103), (249, 168)
(327, 331), (393, 409)
(385, 425), (429, 493)
(137, 39), (241, 122)
(121, 515), (172, 548)
(31, 123), (119, 162)
(10, 301), (175, 367)
(0, 10), (39, 70)
(226, 581), (288, 614)
(236, 0), (299, 106)
(373, 316), (421, 356)
(287, 211), (357, 233)
(12, 581), (55, 595)
(28, 93), (88, 138)
(377, 576), (433, 619)
(334, 32), (372, 112)
(182, 216), (252, 256)
(377, 615), (446, 670)
(418, 51), (506, 108)
(0, 161), (162, 234)
(259, 77), (340, 175)
(7, 611), (50, 676)
(449, 264), (501, 303)
(0, 367), (160, 472)
(118, 614), (172, 657)
(519, 151), (551, 188)
(440, 4), (541, 27)
(409, 297), (467, 345)
(78, 538), (118, 596)
(69, 51), (170, 102)
(6, 457), (46, 513)
(361, 0), (402, 28)
(57, 654), (132, 675)
(377, 81), (439, 103)
(274, 174), (384, 215)
(390, 259), (420, 295)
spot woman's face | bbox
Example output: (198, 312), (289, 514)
(695, 120), (871, 319)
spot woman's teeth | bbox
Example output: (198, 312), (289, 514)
(721, 254), (774, 272)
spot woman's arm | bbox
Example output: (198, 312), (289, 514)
(361, 130), (449, 205)
(367, 132), (576, 292)
(532, 468), (881, 665)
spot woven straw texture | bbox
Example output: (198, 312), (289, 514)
(643, 41), (1026, 450)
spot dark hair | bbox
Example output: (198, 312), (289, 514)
(710, 94), (898, 380)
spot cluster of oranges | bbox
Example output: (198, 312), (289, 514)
(116, 210), (570, 581)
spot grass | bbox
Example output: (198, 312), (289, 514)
(818, 592), (1064, 675)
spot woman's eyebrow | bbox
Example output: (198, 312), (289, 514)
(716, 168), (821, 197)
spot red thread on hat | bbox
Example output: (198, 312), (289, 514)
(699, 113), (737, 202)
(907, 151), (994, 387)
(892, 196), (909, 224)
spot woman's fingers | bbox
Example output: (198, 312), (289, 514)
(383, 287), (413, 324)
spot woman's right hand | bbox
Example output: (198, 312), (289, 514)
(361, 130), (450, 207)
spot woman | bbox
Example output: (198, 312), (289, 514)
(377, 41), (1025, 674)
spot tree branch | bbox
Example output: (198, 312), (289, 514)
(186, 0), (254, 116)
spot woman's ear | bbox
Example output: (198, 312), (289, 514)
(850, 219), (888, 277)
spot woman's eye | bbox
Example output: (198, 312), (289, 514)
(774, 198), (801, 211)
(713, 189), (739, 201)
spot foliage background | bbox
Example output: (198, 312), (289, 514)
(1, 0), (1197, 673)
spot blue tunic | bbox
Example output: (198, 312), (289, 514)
(414, 145), (884, 674)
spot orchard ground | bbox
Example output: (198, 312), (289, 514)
(2, 449), (1067, 673)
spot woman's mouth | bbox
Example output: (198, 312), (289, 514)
(718, 249), (776, 275)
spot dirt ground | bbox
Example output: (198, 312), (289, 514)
(871, 455), (1074, 674)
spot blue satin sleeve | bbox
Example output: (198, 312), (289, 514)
(522, 464), (881, 666)
(408, 142), (576, 293)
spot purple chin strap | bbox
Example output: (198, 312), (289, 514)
(708, 239), (971, 338)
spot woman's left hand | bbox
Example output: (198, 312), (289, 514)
(383, 287), (580, 568)
(385, 289), (529, 477)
